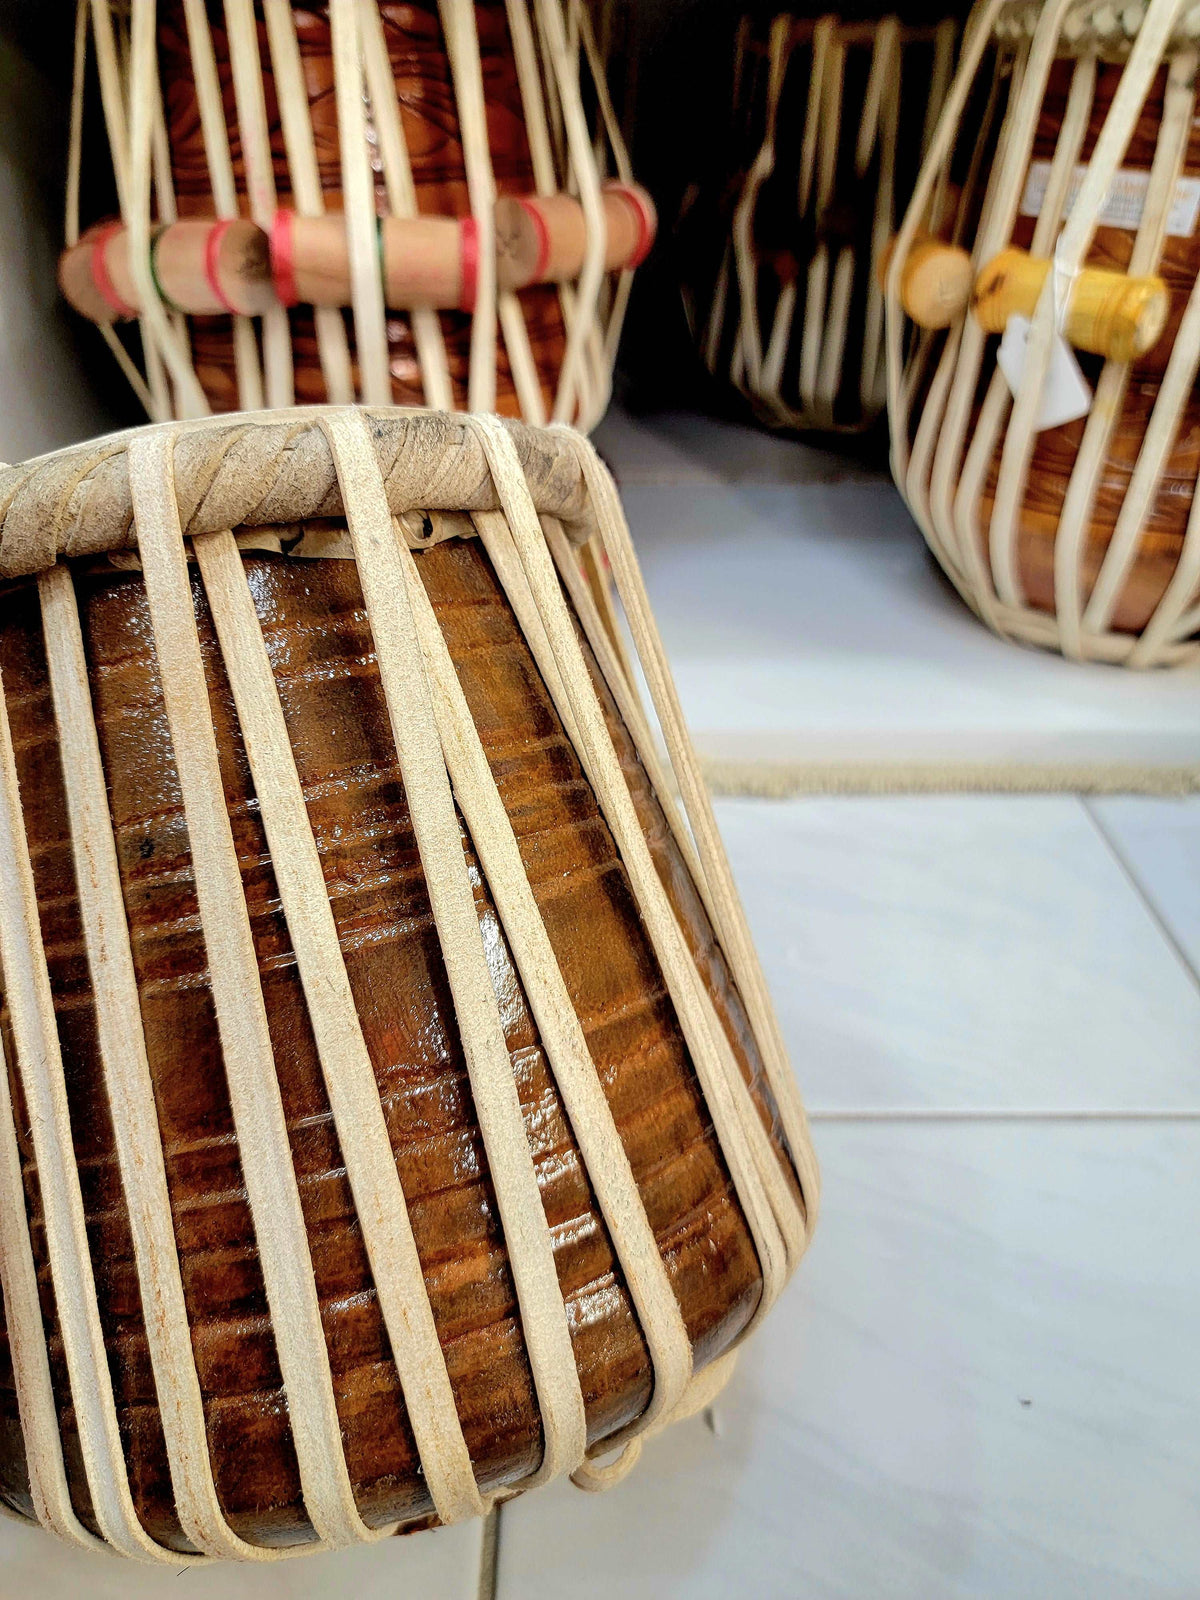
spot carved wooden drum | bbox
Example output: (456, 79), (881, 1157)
(61, 0), (647, 431)
(887, 0), (1200, 664)
(0, 407), (816, 1562)
(685, 9), (959, 432)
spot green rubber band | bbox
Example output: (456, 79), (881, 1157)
(148, 226), (185, 313)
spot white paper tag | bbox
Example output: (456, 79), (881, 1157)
(996, 315), (1093, 432)
(1019, 159), (1200, 239)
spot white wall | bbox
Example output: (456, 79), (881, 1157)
(0, 34), (119, 463)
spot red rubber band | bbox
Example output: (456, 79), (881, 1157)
(89, 222), (136, 319)
(515, 197), (551, 283)
(270, 209), (299, 309)
(604, 181), (656, 270)
(204, 218), (243, 313)
(459, 215), (479, 313)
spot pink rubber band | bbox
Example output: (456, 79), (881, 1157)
(204, 218), (241, 313)
(269, 209), (299, 310)
(90, 223), (136, 319)
(604, 182), (656, 270)
(459, 216), (479, 312)
(516, 197), (551, 282)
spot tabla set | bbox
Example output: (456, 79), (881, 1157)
(0, 0), (815, 1569)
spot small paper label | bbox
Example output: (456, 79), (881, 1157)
(996, 315), (1093, 432)
(1019, 160), (1200, 239)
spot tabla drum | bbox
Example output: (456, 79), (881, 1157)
(59, 0), (651, 433)
(0, 405), (816, 1562)
(887, 0), (1200, 665)
(682, 9), (960, 433)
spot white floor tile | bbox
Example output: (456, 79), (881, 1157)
(1088, 797), (1200, 979)
(496, 1123), (1200, 1600)
(0, 1514), (483, 1597)
(712, 795), (1200, 1110)
(619, 482), (1200, 769)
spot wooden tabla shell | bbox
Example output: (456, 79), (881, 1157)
(887, 0), (1200, 665)
(685, 11), (960, 433)
(67, 0), (635, 430)
(0, 407), (816, 1562)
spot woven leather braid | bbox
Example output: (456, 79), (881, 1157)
(0, 408), (595, 576)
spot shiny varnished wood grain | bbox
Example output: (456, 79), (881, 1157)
(158, 0), (568, 414)
(0, 536), (794, 1551)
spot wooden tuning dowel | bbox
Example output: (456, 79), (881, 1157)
(58, 218), (273, 322)
(877, 231), (974, 329)
(494, 182), (657, 290)
(63, 187), (659, 325)
(274, 187), (655, 311)
(58, 222), (136, 322)
(972, 248), (1170, 363)
(271, 211), (474, 311)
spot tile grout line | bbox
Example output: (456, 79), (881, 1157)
(1080, 794), (1200, 999)
(807, 1108), (1200, 1122)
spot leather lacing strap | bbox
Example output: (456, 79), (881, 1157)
(0, 408), (817, 1555)
(0, 603), (188, 1561)
(128, 431), (386, 1553)
(356, 0), (453, 409)
(0, 1032), (111, 1556)
(539, 515), (718, 933)
(223, 0), (295, 408)
(555, 428), (820, 1235)
(467, 417), (812, 1491)
(182, 0), (262, 411)
(396, 527), (693, 1466)
(329, 0), (391, 407)
(320, 412), (589, 1492)
(193, 516), (490, 1532)
(470, 419), (805, 1311)
(32, 565), (300, 1562)
(468, 498), (812, 1304)
(262, 0), (355, 404)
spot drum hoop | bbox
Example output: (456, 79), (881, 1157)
(993, 0), (1200, 59)
(0, 406), (599, 578)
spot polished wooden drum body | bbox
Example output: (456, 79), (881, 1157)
(888, 0), (1200, 664)
(685, 9), (959, 432)
(0, 409), (815, 1561)
(67, 0), (634, 430)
